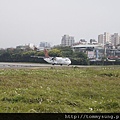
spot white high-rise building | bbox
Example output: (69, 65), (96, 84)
(104, 32), (111, 44)
(61, 35), (75, 46)
(98, 32), (111, 45)
(98, 34), (104, 44)
(111, 35), (114, 45)
(98, 32), (120, 46)
(111, 33), (120, 46)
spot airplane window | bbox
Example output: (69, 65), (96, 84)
(65, 58), (69, 61)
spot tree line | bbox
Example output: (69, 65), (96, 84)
(0, 47), (89, 65)
(0, 46), (120, 65)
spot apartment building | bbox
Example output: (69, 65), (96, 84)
(98, 34), (104, 45)
(98, 32), (111, 44)
(98, 32), (120, 46)
(104, 32), (111, 44)
(111, 33), (120, 46)
(61, 35), (75, 46)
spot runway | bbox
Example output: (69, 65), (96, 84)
(0, 62), (102, 69)
(0, 62), (53, 69)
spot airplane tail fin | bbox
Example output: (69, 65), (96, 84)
(44, 49), (50, 58)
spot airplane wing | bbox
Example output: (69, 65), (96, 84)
(31, 55), (55, 59)
(31, 56), (44, 58)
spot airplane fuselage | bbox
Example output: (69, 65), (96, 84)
(44, 57), (71, 65)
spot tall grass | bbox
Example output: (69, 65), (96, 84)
(0, 67), (120, 113)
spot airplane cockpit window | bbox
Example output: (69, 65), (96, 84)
(65, 58), (69, 61)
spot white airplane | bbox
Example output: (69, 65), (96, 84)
(31, 49), (71, 66)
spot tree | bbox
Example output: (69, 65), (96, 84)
(48, 49), (62, 57)
(71, 51), (89, 65)
(53, 46), (73, 57)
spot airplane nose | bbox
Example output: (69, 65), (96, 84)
(69, 60), (71, 65)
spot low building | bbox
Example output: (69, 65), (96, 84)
(90, 39), (97, 44)
(39, 42), (51, 50)
(16, 45), (30, 50)
(72, 44), (104, 60)
(79, 39), (87, 44)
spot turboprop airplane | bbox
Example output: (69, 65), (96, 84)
(31, 49), (71, 66)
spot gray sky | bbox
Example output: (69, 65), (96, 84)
(0, 0), (120, 48)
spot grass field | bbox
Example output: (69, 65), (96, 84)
(0, 66), (120, 113)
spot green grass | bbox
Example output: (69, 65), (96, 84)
(0, 66), (120, 113)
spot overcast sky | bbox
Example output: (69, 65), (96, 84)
(0, 0), (120, 48)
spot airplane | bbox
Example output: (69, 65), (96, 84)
(31, 49), (71, 66)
